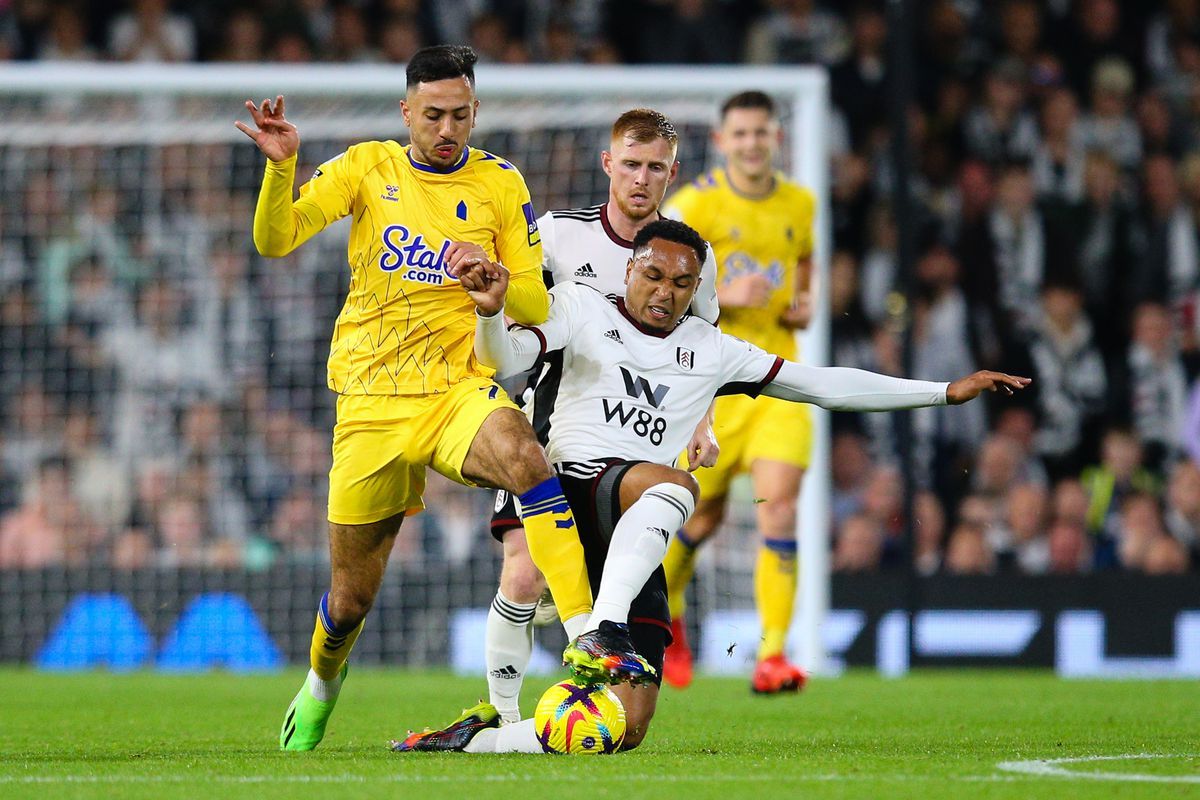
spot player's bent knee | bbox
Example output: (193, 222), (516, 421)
(505, 437), (554, 492)
(500, 553), (546, 603)
(619, 713), (653, 751)
(326, 588), (375, 628)
(759, 497), (798, 536)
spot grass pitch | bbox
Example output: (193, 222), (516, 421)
(3, 669), (1197, 800)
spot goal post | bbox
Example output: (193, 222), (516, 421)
(0, 63), (831, 674)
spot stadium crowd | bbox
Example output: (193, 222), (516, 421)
(1, 0), (1199, 576)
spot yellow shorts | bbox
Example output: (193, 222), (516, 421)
(327, 376), (518, 525)
(691, 392), (812, 500)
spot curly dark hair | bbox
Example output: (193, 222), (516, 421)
(632, 219), (707, 270)
(406, 45), (478, 89)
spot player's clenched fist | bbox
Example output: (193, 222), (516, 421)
(235, 95), (299, 163)
(462, 260), (509, 317)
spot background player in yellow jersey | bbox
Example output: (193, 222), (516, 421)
(235, 45), (615, 750)
(661, 90), (817, 693)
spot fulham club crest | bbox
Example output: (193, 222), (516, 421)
(676, 347), (694, 370)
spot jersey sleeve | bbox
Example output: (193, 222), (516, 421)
(253, 148), (359, 257)
(475, 281), (581, 376)
(713, 334), (784, 397)
(494, 168), (548, 324)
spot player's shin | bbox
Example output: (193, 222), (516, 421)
(755, 539), (798, 659)
(589, 483), (696, 629)
(518, 477), (593, 628)
(486, 591), (536, 724)
(662, 529), (700, 620)
(309, 591), (365, 684)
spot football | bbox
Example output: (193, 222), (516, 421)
(533, 680), (626, 754)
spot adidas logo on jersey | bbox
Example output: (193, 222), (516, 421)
(603, 329), (622, 343)
(574, 263), (597, 278)
(489, 665), (521, 679)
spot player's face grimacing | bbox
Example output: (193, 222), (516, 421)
(602, 136), (679, 222)
(716, 107), (781, 181)
(623, 239), (701, 332)
(401, 76), (479, 169)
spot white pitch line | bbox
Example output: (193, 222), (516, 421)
(997, 753), (1200, 784)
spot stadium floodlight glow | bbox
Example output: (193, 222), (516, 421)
(0, 61), (831, 674)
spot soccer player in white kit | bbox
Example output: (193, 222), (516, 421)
(482, 109), (720, 726)
(392, 219), (1029, 753)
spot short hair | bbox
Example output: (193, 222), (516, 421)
(632, 219), (707, 271)
(611, 108), (678, 147)
(720, 90), (777, 120)
(406, 45), (478, 89)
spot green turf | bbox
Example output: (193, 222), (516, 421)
(3, 669), (1197, 800)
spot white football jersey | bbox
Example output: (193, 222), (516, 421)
(538, 204), (720, 324)
(524, 282), (779, 469)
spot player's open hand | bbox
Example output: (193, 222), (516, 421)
(945, 371), (1031, 405)
(235, 95), (299, 163)
(719, 274), (773, 308)
(461, 259), (509, 317)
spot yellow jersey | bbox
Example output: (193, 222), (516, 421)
(664, 168), (815, 360)
(253, 142), (547, 396)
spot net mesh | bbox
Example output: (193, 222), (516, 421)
(0, 74), (802, 670)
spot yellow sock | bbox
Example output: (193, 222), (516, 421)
(755, 540), (797, 660)
(309, 592), (365, 681)
(663, 530), (700, 620)
(519, 478), (592, 623)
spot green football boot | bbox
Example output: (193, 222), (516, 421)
(280, 664), (348, 751)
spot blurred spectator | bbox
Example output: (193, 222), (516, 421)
(0, 457), (98, 567)
(944, 522), (995, 574)
(1027, 283), (1108, 477)
(1142, 532), (1192, 574)
(833, 513), (884, 573)
(108, 0), (197, 62)
(1047, 519), (1092, 573)
(1132, 154), (1198, 306)
(102, 278), (222, 467)
(1111, 303), (1189, 469)
(744, 0), (848, 66)
(63, 406), (131, 535)
(1164, 459), (1200, 560)
(38, 4), (99, 61)
(913, 490), (946, 576)
(987, 161), (1047, 337)
(830, 430), (873, 530)
(1032, 87), (1085, 203)
(997, 0), (1042, 68)
(379, 16), (423, 63)
(963, 59), (1040, 164)
(1078, 58), (1142, 169)
(1082, 429), (1160, 552)
(1060, 0), (1138, 98)
(327, 4), (378, 62)
(1052, 477), (1090, 528)
(1115, 492), (1168, 571)
(468, 12), (510, 63)
(990, 482), (1050, 573)
(214, 8), (266, 62)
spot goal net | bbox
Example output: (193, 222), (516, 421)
(0, 63), (831, 675)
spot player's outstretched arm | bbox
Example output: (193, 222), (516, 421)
(759, 361), (1030, 411)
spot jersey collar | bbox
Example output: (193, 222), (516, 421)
(406, 145), (470, 174)
(616, 297), (678, 339)
(722, 167), (777, 201)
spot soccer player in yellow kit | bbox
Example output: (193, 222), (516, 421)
(661, 90), (817, 693)
(235, 45), (604, 750)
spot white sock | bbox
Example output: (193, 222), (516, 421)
(306, 668), (342, 703)
(486, 591), (537, 723)
(589, 482), (696, 630)
(563, 612), (590, 641)
(463, 718), (542, 753)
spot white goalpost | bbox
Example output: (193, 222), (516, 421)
(0, 63), (831, 675)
